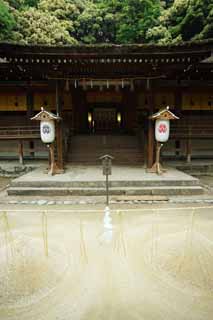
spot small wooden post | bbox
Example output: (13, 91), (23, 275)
(147, 120), (154, 168)
(174, 87), (182, 158)
(147, 90), (155, 169)
(55, 80), (64, 172)
(48, 144), (55, 175)
(18, 140), (24, 165)
(149, 142), (165, 175)
(27, 87), (35, 158)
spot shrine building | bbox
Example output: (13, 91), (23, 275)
(0, 40), (212, 169)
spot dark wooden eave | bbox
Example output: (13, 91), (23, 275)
(0, 39), (212, 82)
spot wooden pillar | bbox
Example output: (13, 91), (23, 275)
(147, 118), (154, 168)
(70, 87), (77, 134)
(56, 80), (60, 116)
(147, 82), (155, 169)
(55, 80), (64, 171)
(26, 88), (35, 157)
(48, 143), (55, 176)
(174, 88), (182, 157)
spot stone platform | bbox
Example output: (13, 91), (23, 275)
(7, 164), (203, 196)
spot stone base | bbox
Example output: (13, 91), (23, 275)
(7, 164), (204, 196)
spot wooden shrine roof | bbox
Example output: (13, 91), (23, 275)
(0, 39), (213, 56)
(0, 39), (212, 82)
(0, 39), (213, 62)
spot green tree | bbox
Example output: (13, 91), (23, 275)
(14, 7), (77, 44)
(96, 0), (162, 43)
(0, 0), (15, 41)
(1, 0), (213, 45)
(151, 0), (213, 44)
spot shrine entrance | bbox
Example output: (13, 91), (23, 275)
(93, 107), (116, 132)
(85, 90), (124, 134)
(87, 104), (122, 134)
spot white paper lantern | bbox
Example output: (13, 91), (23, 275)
(40, 120), (55, 144)
(155, 119), (170, 142)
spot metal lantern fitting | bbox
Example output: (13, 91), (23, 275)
(31, 107), (61, 175)
(149, 106), (179, 174)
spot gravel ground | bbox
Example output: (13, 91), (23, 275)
(0, 205), (213, 320)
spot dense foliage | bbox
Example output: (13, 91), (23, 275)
(0, 0), (212, 44)
(0, 0), (15, 40)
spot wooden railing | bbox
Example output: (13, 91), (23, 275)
(171, 125), (213, 139)
(170, 124), (213, 162)
(0, 126), (41, 164)
(0, 126), (40, 140)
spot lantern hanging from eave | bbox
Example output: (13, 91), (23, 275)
(31, 107), (61, 144)
(150, 106), (179, 143)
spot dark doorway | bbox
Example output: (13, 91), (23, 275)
(87, 104), (122, 134)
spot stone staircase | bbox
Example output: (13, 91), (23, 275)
(67, 134), (144, 164)
(7, 165), (204, 196)
(8, 183), (203, 197)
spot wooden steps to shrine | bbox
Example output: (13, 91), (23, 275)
(67, 134), (144, 164)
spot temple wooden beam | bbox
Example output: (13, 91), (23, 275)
(174, 87), (182, 157)
(55, 80), (64, 172)
(147, 82), (155, 169)
(26, 87), (35, 158)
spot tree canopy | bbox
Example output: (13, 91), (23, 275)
(0, 0), (15, 41)
(0, 0), (212, 45)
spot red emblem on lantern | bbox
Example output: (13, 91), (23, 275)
(158, 123), (167, 133)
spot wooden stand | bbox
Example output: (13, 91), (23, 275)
(148, 142), (166, 175)
(47, 143), (63, 175)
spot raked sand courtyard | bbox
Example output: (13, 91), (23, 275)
(0, 205), (213, 320)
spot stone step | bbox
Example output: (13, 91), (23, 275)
(10, 178), (199, 188)
(7, 186), (204, 196)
